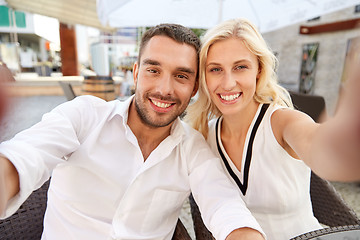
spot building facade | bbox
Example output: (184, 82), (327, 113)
(0, 1), (60, 76)
(263, 6), (360, 114)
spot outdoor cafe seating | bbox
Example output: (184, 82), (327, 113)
(290, 224), (360, 239)
(0, 178), (192, 240)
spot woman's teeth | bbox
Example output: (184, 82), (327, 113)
(220, 93), (240, 101)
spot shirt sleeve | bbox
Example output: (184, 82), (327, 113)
(0, 97), (92, 219)
(186, 131), (266, 240)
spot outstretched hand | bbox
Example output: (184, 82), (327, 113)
(0, 63), (12, 121)
(312, 56), (360, 182)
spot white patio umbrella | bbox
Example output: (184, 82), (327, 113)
(97, 0), (360, 33)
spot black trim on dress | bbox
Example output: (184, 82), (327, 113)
(215, 104), (269, 195)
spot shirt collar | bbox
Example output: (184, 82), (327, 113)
(169, 116), (185, 140)
(109, 95), (134, 124)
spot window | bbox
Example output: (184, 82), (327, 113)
(0, 6), (10, 27)
(14, 11), (26, 28)
(299, 43), (319, 94)
(0, 6), (26, 28)
(355, 5), (360, 13)
(341, 37), (360, 83)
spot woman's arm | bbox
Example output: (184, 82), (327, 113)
(272, 103), (360, 182)
(277, 55), (360, 182)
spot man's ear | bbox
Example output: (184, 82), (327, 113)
(191, 79), (199, 98)
(133, 61), (139, 86)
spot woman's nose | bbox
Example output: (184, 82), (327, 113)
(221, 72), (236, 91)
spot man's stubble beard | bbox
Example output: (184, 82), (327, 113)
(133, 93), (191, 128)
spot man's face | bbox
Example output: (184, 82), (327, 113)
(132, 35), (198, 128)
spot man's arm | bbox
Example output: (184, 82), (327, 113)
(0, 156), (19, 214)
(226, 228), (265, 240)
(187, 132), (266, 240)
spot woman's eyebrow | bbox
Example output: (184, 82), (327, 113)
(233, 59), (252, 65)
(206, 59), (252, 66)
(206, 62), (221, 67)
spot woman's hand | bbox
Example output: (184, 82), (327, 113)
(312, 57), (360, 181)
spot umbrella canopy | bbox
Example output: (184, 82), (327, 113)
(97, 0), (360, 33)
(5, 0), (115, 32)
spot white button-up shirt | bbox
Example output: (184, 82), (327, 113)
(0, 96), (264, 240)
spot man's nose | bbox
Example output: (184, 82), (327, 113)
(157, 74), (175, 95)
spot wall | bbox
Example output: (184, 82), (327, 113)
(263, 6), (360, 115)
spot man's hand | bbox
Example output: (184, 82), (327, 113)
(0, 63), (13, 121)
(0, 156), (19, 215)
(226, 228), (265, 240)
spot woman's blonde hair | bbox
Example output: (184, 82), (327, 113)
(185, 18), (292, 139)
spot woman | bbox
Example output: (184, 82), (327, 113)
(186, 18), (360, 240)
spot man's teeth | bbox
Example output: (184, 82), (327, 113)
(220, 93), (240, 101)
(152, 100), (171, 108)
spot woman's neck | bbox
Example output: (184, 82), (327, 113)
(221, 100), (260, 139)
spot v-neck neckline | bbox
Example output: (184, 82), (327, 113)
(215, 103), (269, 195)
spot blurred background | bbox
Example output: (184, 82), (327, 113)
(0, 0), (359, 113)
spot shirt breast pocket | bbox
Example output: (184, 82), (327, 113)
(141, 189), (188, 234)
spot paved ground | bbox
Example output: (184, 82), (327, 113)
(0, 96), (359, 239)
(0, 96), (67, 142)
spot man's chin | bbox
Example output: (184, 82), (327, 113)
(141, 115), (177, 128)
(134, 97), (186, 128)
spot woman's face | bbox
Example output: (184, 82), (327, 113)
(205, 37), (259, 116)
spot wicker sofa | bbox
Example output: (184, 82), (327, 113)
(0, 180), (191, 240)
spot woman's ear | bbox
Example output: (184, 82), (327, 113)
(257, 64), (262, 80)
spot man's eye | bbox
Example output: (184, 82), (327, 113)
(147, 69), (158, 74)
(176, 74), (188, 79)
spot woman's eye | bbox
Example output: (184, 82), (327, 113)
(235, 65), (247, 70)
(209, 68), (221, 72)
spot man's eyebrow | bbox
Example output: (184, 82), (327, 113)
(142, 58), (195, 75)
(142, 58), (161, 66)
(177, 67), (196, 75)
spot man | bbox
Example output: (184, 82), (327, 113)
(0, 24), (265, 240)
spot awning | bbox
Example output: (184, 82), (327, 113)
(97, 0), (360, 33)
(5, 0), (115, 32)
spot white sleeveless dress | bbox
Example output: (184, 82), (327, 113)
(207, 103), (322, 240)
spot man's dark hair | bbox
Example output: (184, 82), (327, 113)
(138, 24), (200, 66)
